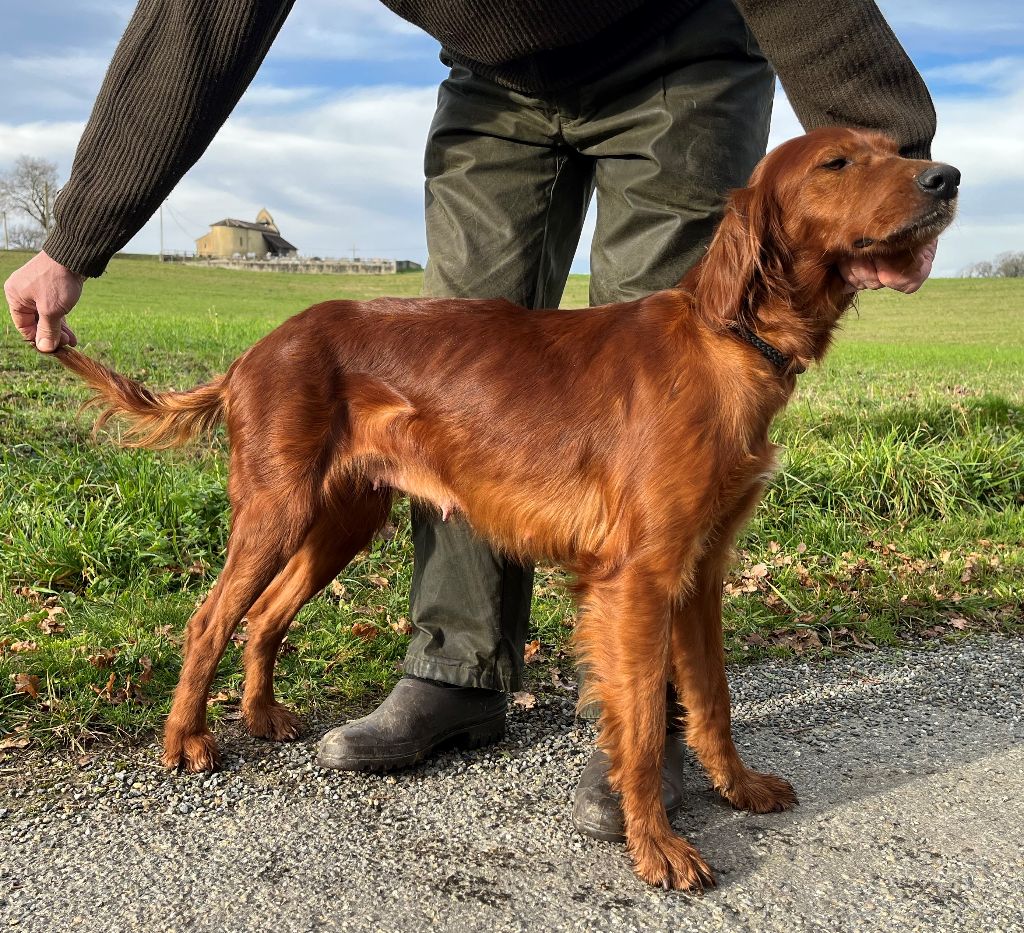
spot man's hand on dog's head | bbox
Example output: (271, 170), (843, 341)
(839, 238), (937, 296)
(4, 251), (83, 352)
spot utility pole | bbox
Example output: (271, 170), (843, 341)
(159, 204), (164, 262)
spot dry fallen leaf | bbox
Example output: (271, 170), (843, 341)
(389, 617), (413, 636)
(367, 574), (390, 589)
(329, 579), (348, 601)
(124, 674), (148, 703)
(351, 622), (380, 641)
(523, 639), (542, 664)
(794, 629), (823, 651)
(550, 667), (573, 690)
(12, 586), (52, 605)
(37, 606), (66, 634)
(849, 630), (877, 650)
(0, 734), (31, 752)
(9, 640), (38, 654)
(13, 673), (40, 699)
(91, 671), (118, 703)
(209, 689), (239, 705)
(512, 691), (537, 710)
(138, 656), (154, 683)
(88, 648), (118, 669)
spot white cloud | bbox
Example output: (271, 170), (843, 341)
(5, 75), (1019, 279)
(0, 52), (110, 119)
(879, 0), (1022, 34)
(2, 2), (1021, 280)
(125, 86), (439, 262)
(239, 85), (327, 108)
(0, 120), (83, 177)
(268, 0), (436, 62)
(926, 56), (1024, 90)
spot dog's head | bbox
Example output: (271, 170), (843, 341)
(758, 126), (959, 260)
(692, 127), (959, 333)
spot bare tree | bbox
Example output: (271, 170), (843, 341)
(4, 222), (46, 251)
(0, 156), (60, 246)
(960, 253), (1024, 278)
(960, 260), (995, 278)
(995, 251), (1024, 278)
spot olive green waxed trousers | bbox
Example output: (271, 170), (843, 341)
(403, 0), (774, 693)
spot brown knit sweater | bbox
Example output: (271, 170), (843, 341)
(44, 0), (936, 277)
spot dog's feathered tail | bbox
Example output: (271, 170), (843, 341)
(53, 347), (228, 449)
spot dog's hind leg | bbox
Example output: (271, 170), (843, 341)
(162, 497), (313, 773)
(670, 539), (797, 814)
(577, 565), (715, 892)
(240, 486), (392, 741)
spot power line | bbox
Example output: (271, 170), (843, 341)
(163, 202), (202, 241)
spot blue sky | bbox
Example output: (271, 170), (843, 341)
(2, 0), (1022, 277)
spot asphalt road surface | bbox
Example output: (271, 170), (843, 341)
(2, 636), (1022, 931)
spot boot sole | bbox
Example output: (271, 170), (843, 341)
(317, 714), (506, 773)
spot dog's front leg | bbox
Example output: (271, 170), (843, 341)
(671, 542), (797, 814)
(577, 565), (715, 891)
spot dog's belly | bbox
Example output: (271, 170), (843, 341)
(367, 461), (615, 565)
(374, 466), (462, 523)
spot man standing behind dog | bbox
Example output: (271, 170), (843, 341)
(5, 0), (937, 842)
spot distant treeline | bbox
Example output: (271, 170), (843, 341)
(961, 251), (1024, 278)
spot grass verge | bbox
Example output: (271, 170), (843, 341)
(1, 252), (1021, 750)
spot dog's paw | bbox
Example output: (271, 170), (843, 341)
(721, 769), (797, 813)
(243, 702), (302, 741)
(161, 729), (220, 772)
(629, 832), (716, 892)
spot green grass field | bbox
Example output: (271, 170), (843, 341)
(1, 251), (1022, 749)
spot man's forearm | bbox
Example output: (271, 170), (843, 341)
(45, 0), (295, 277)
(735, 0), (936, 159)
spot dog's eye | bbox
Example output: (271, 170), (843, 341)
(820, 157), (851, 171)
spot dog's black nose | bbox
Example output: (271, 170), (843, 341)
(916, 163), (960, 200)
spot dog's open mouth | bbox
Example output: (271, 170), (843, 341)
(851, 203), (956, 253)
(880, 203), (956, 246)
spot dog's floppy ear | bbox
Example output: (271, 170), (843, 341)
(693, 184), (789, 332)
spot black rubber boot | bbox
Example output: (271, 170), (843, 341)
(317, 676), (507, 772)
(571, 734), (688, 843)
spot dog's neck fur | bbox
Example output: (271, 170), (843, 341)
(682, 214), (856, 377)
(735, 251), (855, 371)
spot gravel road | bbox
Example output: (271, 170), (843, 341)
(2, 636), (1022, 932)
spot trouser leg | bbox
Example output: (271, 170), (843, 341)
(404, 66), (594, 691)
(580, 0), (775, 303)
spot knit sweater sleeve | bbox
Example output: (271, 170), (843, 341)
(733, 0), (936, 160)
(44, 0), (295, 277)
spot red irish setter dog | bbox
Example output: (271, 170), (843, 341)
(53, 128), (957, 890)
